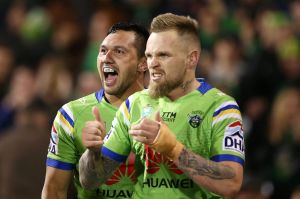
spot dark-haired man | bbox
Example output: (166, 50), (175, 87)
(42, 22), (149, 199)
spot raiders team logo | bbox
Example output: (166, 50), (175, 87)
(188, 114), (202, 128)
(142, 104), (154, 118)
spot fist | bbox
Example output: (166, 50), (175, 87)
(82, 106), (106, 152)
(129, 111), (161, 144)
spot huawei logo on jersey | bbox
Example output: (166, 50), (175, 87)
(144, 145), (183, 175)
(105, 152), (136, 185)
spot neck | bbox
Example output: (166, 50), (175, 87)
(167, 78), (200, 101)
(105, 77), (144, 107)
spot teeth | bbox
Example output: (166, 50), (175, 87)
(103, 68), (115, 73)
(153, 73), (162, 77)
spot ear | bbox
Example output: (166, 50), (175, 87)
(187, 50), (200, 69)
(137, 57), (148, 72)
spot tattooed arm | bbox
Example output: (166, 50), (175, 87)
(175, 148), (243, 198)
(79, 106), (121, 188)
(129, 111), (243, 197)
(79, 149), (120, 189)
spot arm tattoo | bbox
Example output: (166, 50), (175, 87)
(177, 148), (235, 180)
(79, 149), (120, 189)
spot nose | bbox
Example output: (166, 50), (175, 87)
(147, 57), (159, 69)
(99, 50), (113, 63)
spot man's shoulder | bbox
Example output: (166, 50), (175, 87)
(202, 86), (236, 102)
(128, 89), (150, 101)
(63, 92), (99, 112)
(54, 92), (100, 124)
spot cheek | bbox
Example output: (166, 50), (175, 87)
(97, 66), (104, 81)
(120, 60), (138, 73)
(96, 58), (101, 70)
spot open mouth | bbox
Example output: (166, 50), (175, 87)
(103, 67), (118, 78)
(151, 72), (163, 81)
(103, 66), (118, 85)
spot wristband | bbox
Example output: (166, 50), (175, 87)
(150, 122), (184, 160)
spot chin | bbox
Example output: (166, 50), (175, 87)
(103, 85), (114, 93)
(105, 85), (123, 96)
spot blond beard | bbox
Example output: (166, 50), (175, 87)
(149, 80), (168, 98)
(148, 77), (183, 99)
(148, 67), (188, 99)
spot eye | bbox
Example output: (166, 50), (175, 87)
(114, 49), (125, 55)
(99, 48), (107, 55)
(159, 53), (169, 58)
(145, 53), (152, 59)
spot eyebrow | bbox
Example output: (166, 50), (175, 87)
(100, 44), (127, 50)
(145, 50), (170, 55)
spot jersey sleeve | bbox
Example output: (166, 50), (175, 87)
(102, 98), (133, 163)
(46, 103), (76, 170)
(210, 99), (245, 166)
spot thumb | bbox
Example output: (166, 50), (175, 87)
(155, 111), (161, 122)
(92, 106), (102, 122)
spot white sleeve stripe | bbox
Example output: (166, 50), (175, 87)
(54, 114), (74, 138)
(56, 120), (73, 138)
(215, 101), (238, 112)
(212, 113), (242, 126)
(62, 104), (74, 121)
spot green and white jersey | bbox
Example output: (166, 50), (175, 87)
(47, 89), (137, 199)
(102, 79), (245, 199)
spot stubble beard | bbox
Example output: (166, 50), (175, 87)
(148, 72), (185, 99)
(103, 71), (137, 98)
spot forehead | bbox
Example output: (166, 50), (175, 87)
(146, 30), (182, 52)
(101, 30), (136, 48)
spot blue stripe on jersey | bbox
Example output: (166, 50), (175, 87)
(210, 154), (244, 166)
(95, 89), (105, 102)
(59, 108), (74, 127)
(213, 105), (240, 117)
(125, 99), (131, 113)
(46, 158), (75, 170)
(101, 146), (128, 163)
(197, 80), (213, 94)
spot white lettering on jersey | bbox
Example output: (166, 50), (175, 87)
(223, 121), (245, 155)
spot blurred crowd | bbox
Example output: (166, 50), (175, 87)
(0, 0), (300, 198)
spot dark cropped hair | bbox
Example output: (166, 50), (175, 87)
(107, 22), (149, 58)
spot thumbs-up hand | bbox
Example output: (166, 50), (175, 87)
(82, 106), (106, 152)
(129, 111), (161, 144)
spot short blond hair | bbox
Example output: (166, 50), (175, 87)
(150, 13), (200, 49)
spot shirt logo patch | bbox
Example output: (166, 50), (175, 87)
(48, 125), (58, 154)
(162, 112), (176, 122)
(142, 104), (154, 118)
(188, 113), (202, 128)
(143, 145), (194, 189)
(105, 152), (136, 185)
(223, 121), (245, 155)
(144, 145), (183, 175)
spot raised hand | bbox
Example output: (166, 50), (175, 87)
(129, 111), (161, 144)
(82, 106), (106, 152)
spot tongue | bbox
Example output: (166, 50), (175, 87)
(105, 74), (117, 85)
